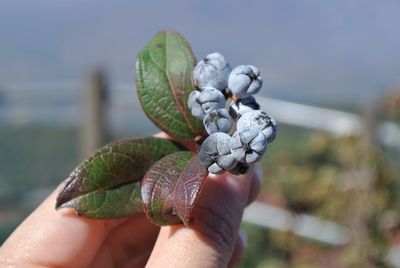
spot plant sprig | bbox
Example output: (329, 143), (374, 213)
(56, 30), (276, 227)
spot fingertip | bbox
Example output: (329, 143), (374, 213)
(146, 170), (252, 268)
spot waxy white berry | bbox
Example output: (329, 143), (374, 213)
(199, 132), (237, 174)
(228, 65), (263, 98)
(231, 127), (267, 164)
(193, 52), (231, 91)
(237, 110), (277, 143)
(229, 96), (260, 119)
(188, 87), (225, 119)
(203, 109), (233, 135)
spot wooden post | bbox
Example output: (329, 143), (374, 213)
(345, 101), (381, 266)
(80, 69), (109, 158)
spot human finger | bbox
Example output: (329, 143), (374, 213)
(145, 167), (255, 268)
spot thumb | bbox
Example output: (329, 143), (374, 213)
(145, 166), (257, 268)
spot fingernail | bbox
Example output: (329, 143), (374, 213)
(239, 228), (248, 248)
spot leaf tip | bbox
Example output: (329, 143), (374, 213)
(55, 200), (72, 210)
(55, 191), (73, 210)
(55, 174), (80, 210)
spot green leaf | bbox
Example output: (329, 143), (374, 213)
(56, 137), (183, 219)
(141, 151), (208, 226)
(136, 30), (204, 140)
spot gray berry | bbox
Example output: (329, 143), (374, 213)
(231, 127), (267, 164)
(193, 52), (231, 90)
(188, 90), (203, 118)
(203, 109), (233, 134)
(198, 87), (226, 113)
(229, 96), (260, 119)
(208, 163), (224, 174)
(263, 117), (277, 143)
(188, 87), (225, 119)
(199, 132), (237, 174)
(237, 110), (277, 143)
(188, 90), (200, 108)
(228, 65), (263, 98)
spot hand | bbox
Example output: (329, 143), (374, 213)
(0, 135), (261, 268)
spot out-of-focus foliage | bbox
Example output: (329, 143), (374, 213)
(3, 88), (400, 266)
(239, 91), (400, 267)
(0, 126), (80, 242)
(384, 90), (400, 124)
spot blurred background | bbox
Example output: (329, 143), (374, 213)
(1, 1), (400, 267)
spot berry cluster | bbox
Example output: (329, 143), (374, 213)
(188, 52), (277, 174)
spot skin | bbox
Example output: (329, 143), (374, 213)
(0, 133), (261, 268)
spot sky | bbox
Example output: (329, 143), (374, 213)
(1, 0), (400, 105)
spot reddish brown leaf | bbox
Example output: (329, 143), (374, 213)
(141, 151), (207, 226)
